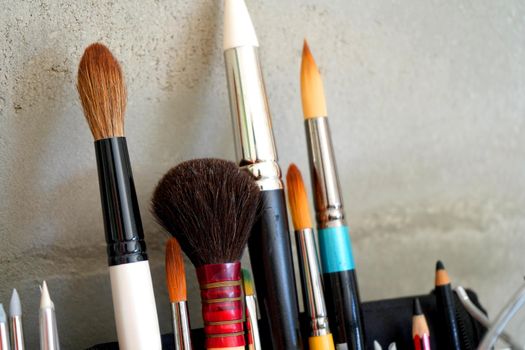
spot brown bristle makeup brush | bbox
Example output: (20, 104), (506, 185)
(166, 238), (192, 350)
(77, 43), (161, 349)
(152, 158), (261, 350)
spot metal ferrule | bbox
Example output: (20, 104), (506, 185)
(224, 46), (282, 191)
(296, 228), (330, 336)
(9, 316), (23, 350)
(245, 295), (261, 350)
(305, 117), (346, 228)
(171, 302), (192, 350)
(39, 307), (59, 350)
(0, 322), (9, 350)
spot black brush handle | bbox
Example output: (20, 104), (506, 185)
(248, 189), (303, 350)
(436, 284), (462, 350)
(324, 269), (365, 350)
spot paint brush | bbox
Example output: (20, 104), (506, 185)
(152, 158), (261, 350)
(166, 238), (192, 350)
(223, 1), (302, 348)
(286, 164), (335, 350)
(9, 290), (24, 350)
(301, 39), (365, 349)
(77, 43), (161, 349)
(242, 269), (261, 350)
(0, 304), (9, 350)
(412, 298), (431, 350)
(39, 282), (59, 350)
(435, 261), (461, 350)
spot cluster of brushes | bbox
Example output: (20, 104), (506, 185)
(0, 282), (60, 350)
(73, 1), (503, 350)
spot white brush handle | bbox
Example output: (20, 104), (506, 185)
(109, 261), (161, 350)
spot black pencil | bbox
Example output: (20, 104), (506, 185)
(435, 260), (461, 350)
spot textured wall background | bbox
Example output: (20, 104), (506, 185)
(1, 0), (525, 348)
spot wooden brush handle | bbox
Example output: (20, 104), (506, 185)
(196, 262), (244, 350)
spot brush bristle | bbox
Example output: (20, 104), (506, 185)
(301, 40), (327, 119)
(165, 238), (187, 302)
(242, 268), (255, 296)
(286, 164), (312, 230)
(152, 158), (261, 267)
(77, 43), (126, 140)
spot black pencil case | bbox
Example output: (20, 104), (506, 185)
(88, 288), (486, 350)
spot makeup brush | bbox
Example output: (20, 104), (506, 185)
(242, 269), (261, 350)
(435, 261), (461, 350)
(9, 290), (24, 350)
(301, 39), (365, 350)
(412, 298), (431, 350)
(166, 238), (192, 350)
(77, 43), (161, 349)
(0, 304), (9, 350)
(152, 158), (261, 350)
(286, 164), (335, 350)
(39, 282), (59, 350)
(223, 1), (302, 349)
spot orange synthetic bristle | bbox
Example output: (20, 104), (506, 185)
(286, 164), (313, 230)
(77, 43), (126, 140)
(165, 238), (187, 303)
(300, 40), (327, 119)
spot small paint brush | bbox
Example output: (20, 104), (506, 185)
(242, 269), (261, 350)
(412, 298), (431, 350)
(166, 238), (192, 350)
(39, 282), (59, 350)
(152, 158), (261, 350)
(9, 290), (24, 350)
(0, 304), (9, 350)
(286, 164), (335, 350)
(435, 261), (461, 350)
(301, 39), (365, 350)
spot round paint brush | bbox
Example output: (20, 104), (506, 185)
(301, 39), (365, 349)
(166, 238), (193, 350)
(152, 158), (261, 350)
(286, 164), (335, 350)
(9, 289), (24, 350)
(77, 43), (161, 349)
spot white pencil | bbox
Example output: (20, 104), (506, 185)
(9, 290), (24, 350)
(39, 282), (59, 350)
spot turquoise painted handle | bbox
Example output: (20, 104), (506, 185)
(318, 226), (355, 273)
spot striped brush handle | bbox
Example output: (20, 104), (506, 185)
(196, 262), (244, 350)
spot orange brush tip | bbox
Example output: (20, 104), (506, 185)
(165, 238), (187, 302)
(301, 39), (327, 119)
(286, 164), (313, 230)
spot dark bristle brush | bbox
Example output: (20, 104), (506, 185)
(152, 158), (261, 350)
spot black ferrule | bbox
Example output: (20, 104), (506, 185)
(94, 137), (148, 266)
(248, 189), (303, 350)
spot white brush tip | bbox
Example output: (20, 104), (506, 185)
(0, 304), (6, 323)
(373, 341), (382, 350)
(223, 0), (259, 50)
(40, 281), (53, 309)
(388, 343), (397, 350)
(9, 289), (22, 317)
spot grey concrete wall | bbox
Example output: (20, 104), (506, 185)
(1, 0), (525, 348)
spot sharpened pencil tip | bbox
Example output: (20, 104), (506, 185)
(10, 288), (22, 317)
(436, 260), (445, 270)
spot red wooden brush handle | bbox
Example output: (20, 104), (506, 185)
(196, 262), (245, 349)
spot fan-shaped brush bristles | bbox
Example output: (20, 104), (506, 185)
(165, 238), (187, 303)
(152, 158), (261, 267)
(286, 163), (312, 230)
(77, 43), (126, 140)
